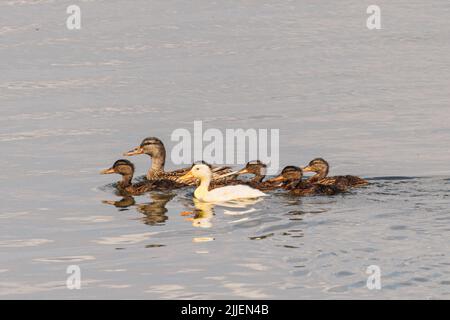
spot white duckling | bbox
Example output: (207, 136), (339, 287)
(180, 163), (268, 203)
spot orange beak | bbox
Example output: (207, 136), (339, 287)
(266, 175), (285, 183)
(237, 168), (250, 175)
(179, 170), (195, 183)
(302, 166), (314, 173)
(123, 146), (144, 156)
(100, 167), (115, 174)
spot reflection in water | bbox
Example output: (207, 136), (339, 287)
(102, 192), (176, 226)
(187, 199), (215, 229)
(93, 177), (450, 298)
(183, 198), (264, 229)
(136, 193), (175, 226)
(193, 237), (215, 243)
(102, 196), (135, 209)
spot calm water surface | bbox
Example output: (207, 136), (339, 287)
(0, 0), (449, 299)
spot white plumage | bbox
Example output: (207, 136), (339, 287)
(198, 184), (266, 202)
(180, 164), (268, 203)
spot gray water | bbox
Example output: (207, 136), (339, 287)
(1, 0), (449, 299)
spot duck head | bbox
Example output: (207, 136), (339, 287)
(124, 137), (166, 161)
(100, 159), (135, 188)
(179, 162), (213, 183)
(237, 160), (267, 183)
(268, 166), (303, 187)
(302, 158), (329, 180)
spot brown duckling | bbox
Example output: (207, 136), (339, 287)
(236, 160), (267, 184)
(212, 160), (276, 191)
(269, 166), (347, 196)
(123, 137), (232, 184)
(302, 158), (368, 188)
(100, 159), (185, 195)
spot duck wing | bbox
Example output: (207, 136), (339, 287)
(204, 185), (267, 202)
(127, 179), (185, 195)
(319, 175), (368, 188)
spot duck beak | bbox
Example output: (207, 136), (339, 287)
(302, 166), (313, 173)
(237, 168), (250, 175)
(100, 167), (115, 174)
(179, 170), (195, 183)
(123, 146), (144, 156)
(266, 175), (285, 183)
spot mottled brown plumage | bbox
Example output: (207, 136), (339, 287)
(100, 159), (185, 195)
(303, 158), (368, 188)
(271, 166), (347, 196)
(210, 160), (279, 191)
(123, 137), (232, 184)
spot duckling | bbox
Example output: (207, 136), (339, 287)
(208, 160), (263, 187)
(270, 166), (346, 196)
(236, 160), (267, 184)
(179, 163), (268, 203)
(123, 137), (232, 184)
(213, 160), (278, 191)
(100, 159), (185, 195)
(302, 158), (368, 188)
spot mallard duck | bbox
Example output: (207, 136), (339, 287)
(179, 163), (268, 203)
(302, 158), (368, 188)
(100, 159), (185, 195)
(235, 160), (267, 184)
(270, 166), (346, 196)
(209, 160), (263, 187)
(213, 160), (279, 191)
(123, 137), (232, 184)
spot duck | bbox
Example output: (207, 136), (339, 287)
(100, 159), (185, 195)
(269, 166), (347, 196)
(302, 158), (368, 188)
(179, 163), (268, 203)
(123, 137), (232, 184)
(235, 160), (267, 184)
(213, 160), (279, 191)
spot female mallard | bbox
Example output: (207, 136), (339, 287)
(123, 137), (232, 184)
(302, 158), (368, 188)
(100, 159), (185, 195)
(269, 166), (347, 196)
(179, 163), (267, 203)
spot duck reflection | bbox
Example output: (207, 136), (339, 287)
(136, 192), (175, 225)
(102, 196), (135, 209)
(183, 198), (215, 228)
(101, 192), (175, 225)
(182, 198), (264, 229)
